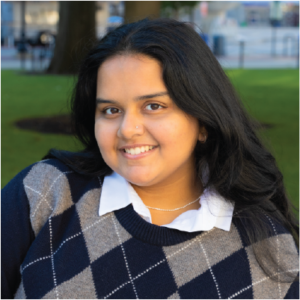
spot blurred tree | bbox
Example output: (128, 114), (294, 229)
(161, 1), (199, 21)
(124, 1), (161, 23)
(47, 1), (96, 74)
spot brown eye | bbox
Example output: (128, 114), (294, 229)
(104, 107), (121, 115)
(145, 103), (162, 111)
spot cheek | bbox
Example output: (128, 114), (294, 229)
(155, 121), (193, 144)
(150, 118), (199, 150)
(94, 121), (116, 155)
(149, 121), (183, 147)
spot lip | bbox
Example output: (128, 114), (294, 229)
(119, 144), (158, 160)
(119, 144), (157, 150)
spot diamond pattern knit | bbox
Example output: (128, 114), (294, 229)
(1, 159), (299, 299)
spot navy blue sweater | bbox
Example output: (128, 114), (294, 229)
(2, 159), (299, 299)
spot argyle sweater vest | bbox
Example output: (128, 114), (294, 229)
(1, 159), (299, 299)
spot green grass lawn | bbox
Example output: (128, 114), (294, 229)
(1, 70), (80, 187)
(2, 69), (299, 209)
(226, 69), (299, 209)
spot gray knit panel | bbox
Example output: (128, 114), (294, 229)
(14, 281), (26, 299)
(168, 291), (181, 299)
(42, 266), (98, 299)
(245, 233), (299, 299)
(164, 225), (243, 289)
(83, 213), (132, 263)
(23, 162), (74, 236)
(73, 183), (132, 262)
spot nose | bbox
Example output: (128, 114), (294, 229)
(117, 110), (144, 139)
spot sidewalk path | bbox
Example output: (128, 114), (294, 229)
(218, 54), (298, 69)
(1, 46), (298, 70)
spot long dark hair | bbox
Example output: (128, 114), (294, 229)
(46, 18), (298, 281)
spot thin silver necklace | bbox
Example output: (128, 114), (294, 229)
(145, 195), (201, 212)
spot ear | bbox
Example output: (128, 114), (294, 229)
(198, 126), (208, 143)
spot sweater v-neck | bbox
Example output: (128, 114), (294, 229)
(114, 204), (204, 246)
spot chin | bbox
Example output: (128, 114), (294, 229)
(121, 169), (157, 187)
(126, 175), (153, 187)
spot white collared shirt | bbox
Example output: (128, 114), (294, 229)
(99, 172), (234, 232)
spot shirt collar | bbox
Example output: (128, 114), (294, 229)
(99, 172), (234, 232)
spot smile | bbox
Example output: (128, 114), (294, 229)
(123, 146), (155, 155)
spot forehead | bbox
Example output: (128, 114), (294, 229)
(96, 54), (166, 98)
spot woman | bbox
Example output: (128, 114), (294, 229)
(2, 18), (299, 299)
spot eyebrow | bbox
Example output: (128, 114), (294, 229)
(96, 91), (169, 104)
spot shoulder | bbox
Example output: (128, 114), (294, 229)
(232, 214), (298, 255)
(22, 158), (75, 198)
(5, 159), (102, 236)
(3, 158), (75, 190)
(231, 217), (299, 299)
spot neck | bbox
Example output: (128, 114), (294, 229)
(131, 167), (202, 211)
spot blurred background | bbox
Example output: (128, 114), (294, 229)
(1, 1), (299, 210)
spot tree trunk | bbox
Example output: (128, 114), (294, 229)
(47, 1), (96, 74)
(173, 9), (179, 20)
(124, 1), (161, 23)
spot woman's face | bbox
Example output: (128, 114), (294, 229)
(95, 54), (206, 187)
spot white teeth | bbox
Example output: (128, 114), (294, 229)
(124, 146), (155, 155)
